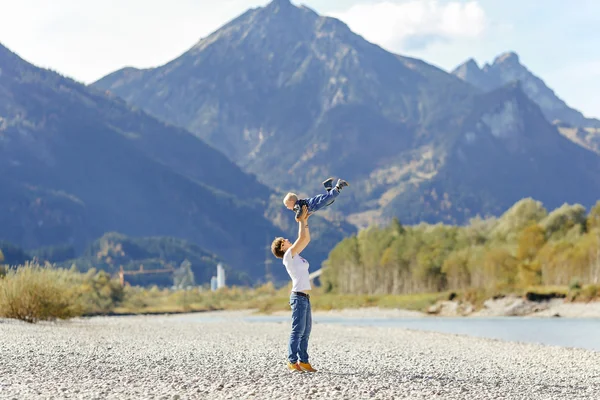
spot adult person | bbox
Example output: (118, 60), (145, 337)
(270, 205), (317, 372)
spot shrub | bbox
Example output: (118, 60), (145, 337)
(569, 278), (582, 291)
(570, 284), (600, 302)
(0, 262), (84, 323)
(581, 285), (600, 301)
(77, 269), (124, 315)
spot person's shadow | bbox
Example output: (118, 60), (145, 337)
(308, 370), (369, 377)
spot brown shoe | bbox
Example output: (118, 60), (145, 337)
(297, 361), (317, 372)
(288, 362), (303, 372)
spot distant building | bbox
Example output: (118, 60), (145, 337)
(217, 263), (226, 288)
(210, 276), (218, 291)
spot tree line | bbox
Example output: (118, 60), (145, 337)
(322, 198), (600, 295)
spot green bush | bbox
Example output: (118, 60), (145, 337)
(569, 278), (582, 291)
(77, 269), (125, 315)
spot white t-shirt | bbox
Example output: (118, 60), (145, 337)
(282, 248), (311, 292)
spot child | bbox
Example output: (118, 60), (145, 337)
(283, 177), (349, 221)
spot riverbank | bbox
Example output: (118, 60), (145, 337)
(83, 294), (600, 320)
(105, 289), (600, 318)
(1, 311), (598, 399)
(264, 298), (600, 319)
(425, 295), (600, 318)
(3, 263), (599, 323)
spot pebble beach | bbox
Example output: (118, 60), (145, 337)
(1, 310), (599, 399)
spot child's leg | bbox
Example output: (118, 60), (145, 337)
(306, 188), (341, 213)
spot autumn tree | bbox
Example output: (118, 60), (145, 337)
(483, 248), (517, 291)
(516, 223), (546, 287)
(587, 201), (600, 231)
(490, 198), (547, 242)
(540, 203), (587, 240)
(442, 248), (471, 290)
(537, 241), (574, 285)
(324, 197), (600, 296)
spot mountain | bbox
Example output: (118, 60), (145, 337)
(0, 241), (32, 266)
(451, 52), (600, 153)
(452, 52), (600, 128)
(450, 59), (490, 91)
(1, 233), (247, 287)
(382, 82), (600, 223)
(93, 0), (600, 227)
(0, 41), (303, 282)
(94, 0), (472, 223)
(60, 232), (249, 287)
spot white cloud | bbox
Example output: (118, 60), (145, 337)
(0, 0), (485, 83)
(328, 0), (486, 52)
(0, 0), (268, 84)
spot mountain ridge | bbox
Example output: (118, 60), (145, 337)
(93, 0), (600, 228)
(5, 0), (600, 290)
(0, 41), (285, 282)
(452, 51), (600, 128)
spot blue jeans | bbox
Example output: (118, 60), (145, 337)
(288, 293), (312, 364)
(306, 187), (340, 213)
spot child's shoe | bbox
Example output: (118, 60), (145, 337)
(335, 179), (349, 190)
(322, 177), (334, 191)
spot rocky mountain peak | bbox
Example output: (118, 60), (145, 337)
(261, 0), (308, 20)
(452, 51), (600, 129)
(265, 0), (293, 10)
(493, 51), (520, 66)
(452, 58), (480, 76)
(451, 58), (491, 90)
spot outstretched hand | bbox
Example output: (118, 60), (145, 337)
(296, 205), (310, 222)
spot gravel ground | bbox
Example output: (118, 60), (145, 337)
(1, 311), (599, 399)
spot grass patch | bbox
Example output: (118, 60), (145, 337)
(307, 291), (445, 312)
(0, 262), (83, 323)
(112, 286), (448, 316)
(2, 263), (598, 323)
(567, 284), (600, 303)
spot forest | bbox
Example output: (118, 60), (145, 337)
(322, 198), (600, 296)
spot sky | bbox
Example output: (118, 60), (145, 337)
(1, 0), (599, 118)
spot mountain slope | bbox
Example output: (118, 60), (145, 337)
(63, 232), (249, 287)
(94, 0), (475, 186)
(93, 0), (477, 220)
(452, 52), (600, 129)
(383, 82), (600, 224)
(93, 0), (600, 227)
(1, 233), (247, 287)
(0, 42), (291, 282)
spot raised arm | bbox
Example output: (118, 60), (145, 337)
(290, 205), (311, 257)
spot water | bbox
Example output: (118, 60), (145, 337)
(243, 315), (600, 352)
